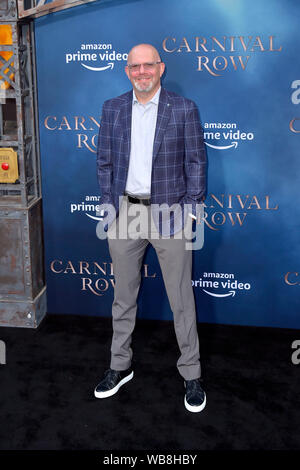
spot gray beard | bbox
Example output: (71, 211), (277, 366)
(133, 79), (154, 93)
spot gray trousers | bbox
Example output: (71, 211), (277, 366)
(107, 198), (201, 381)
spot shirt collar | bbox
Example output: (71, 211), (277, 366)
(132, 86), (161, 105)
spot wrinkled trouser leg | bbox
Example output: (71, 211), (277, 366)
(107, 199), (201, 379)
(151, 232), (201, 380)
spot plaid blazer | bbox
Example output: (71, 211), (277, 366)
(96, 87), (207, 234)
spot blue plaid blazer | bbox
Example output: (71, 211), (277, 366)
(96, 87), (207, 234)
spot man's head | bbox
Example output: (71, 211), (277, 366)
(125, 44), (165, 98)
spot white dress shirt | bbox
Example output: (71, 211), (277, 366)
(125, 87), (161, 197)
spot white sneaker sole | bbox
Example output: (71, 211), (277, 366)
(94, 371), (134, 399)
(184, 392), (206, 413)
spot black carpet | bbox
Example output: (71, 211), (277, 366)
(0, 313), (299, 450)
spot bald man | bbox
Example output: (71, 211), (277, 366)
(95, 44), (207, 412)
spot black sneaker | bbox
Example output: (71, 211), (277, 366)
(94, 367), (134, 398)
(184, 378), (206, 413)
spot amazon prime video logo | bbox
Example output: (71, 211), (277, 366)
(192, 271), (251, 298)
(203, 122), (254, 151)
(0, 340), (6, 365)
(65, 43), (128, 72)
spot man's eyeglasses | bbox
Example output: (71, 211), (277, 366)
(127, 61), (162, 72)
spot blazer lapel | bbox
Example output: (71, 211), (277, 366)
(152, 88), (172, 162)
(120, 90), (133, 164)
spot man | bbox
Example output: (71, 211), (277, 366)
(95, 44), (207, 412)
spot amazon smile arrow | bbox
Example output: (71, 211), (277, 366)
(205, 141), (238, 150)
(203, 289), (236, 298)
(81, 62), (114, 71)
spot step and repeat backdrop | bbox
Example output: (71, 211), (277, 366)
(34, 0), (300, 328)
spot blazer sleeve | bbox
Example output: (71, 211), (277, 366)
(96, 101), (114, 205)
(183, 101), (207, 215)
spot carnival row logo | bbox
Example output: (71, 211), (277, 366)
(44, 115), (99, 153)
(162, 35), (282, 77)
(203, 122), (254, 150)
(65, 43), (128, 72)
(69, 193), (278, 232)
(50, 259), (156, 296)
(289, 80), (300, 133)
(192, 272), (251, 298)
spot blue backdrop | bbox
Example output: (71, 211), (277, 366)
(34, 0), (300, 328)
